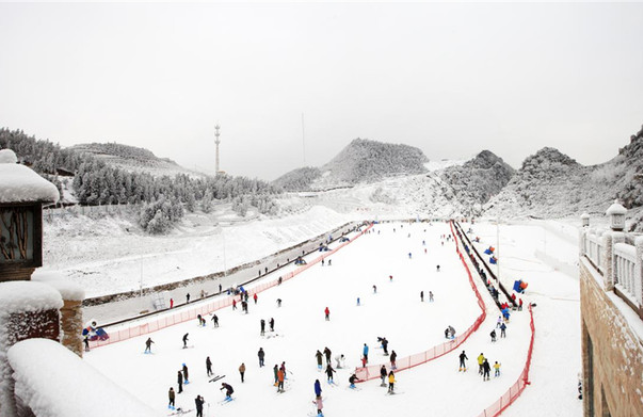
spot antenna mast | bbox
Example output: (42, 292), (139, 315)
(215, 125), (221, 175)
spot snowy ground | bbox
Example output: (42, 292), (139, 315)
(84, 221), (582, 417)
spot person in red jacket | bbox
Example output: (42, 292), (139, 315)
(324, 307), (330, 321)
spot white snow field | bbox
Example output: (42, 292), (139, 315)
(85, 221), (582, 417)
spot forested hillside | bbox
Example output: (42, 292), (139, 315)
(0, 128), (281, 233)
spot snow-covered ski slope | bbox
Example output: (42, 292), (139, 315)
(85, 221), (581, 417)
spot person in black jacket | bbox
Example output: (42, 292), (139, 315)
(195, 395), (204, 417)
(459, 350), (468, 371)
(220, 382), (234, 400)
(177, 371), (183, 393)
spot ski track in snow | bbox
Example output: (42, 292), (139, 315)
(85, 221), (582, 417)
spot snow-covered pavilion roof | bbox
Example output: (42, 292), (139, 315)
(0, 149), (60, 205)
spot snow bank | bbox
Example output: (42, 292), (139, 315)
(0, 281), (64, 316)
(32, 270), (85, 302)
(0, 149), (18, 164)
(0, 282), (64, 417)
(7, 338), (159, 417)
(0, 158), (59, 204)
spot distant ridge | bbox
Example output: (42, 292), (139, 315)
(274, 138), (428, 191)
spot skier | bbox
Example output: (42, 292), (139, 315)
(195, 395), (204, 417)
(232, 299), (237, 310)
(448, 326), (456, 339)
(388, 370), (396, 393)
(323, 347), (332, 366)
(258, 347), (265, 367)
(459, 350), (468, 371)
(273, 364), (279, 386)
(270, 317), (275, 332)
(389, 275), (393, 282)
(182, 363), (189, 384)
(335, 354), (345, 369)
(477, 353), (485, 375)
(363, 343), (369, 364)
(260, 319), (266, 336)
(280, 361), (287, 379)
(494, 361), (501, 377)
(315, 350), (324, 370)
(500, 322), (507, 338)
(380, 365), (387, 386)
(357, 297), (361, 306)
(168, 387), (175, 410)
(182, 333), (189, 348)
(314, 379), (322, 397)
(349, 373), (359, 389)
(436, 265), (440, 272)
(325, 364), (336, 384)
(381, 337), (389, 355)
(496, 315), (502, 328)
(277, 298), (282, 307)
(408, 252), (412, 259)
(429, 291), (434, 302)
(177, 370), (183, 394)
(253, 293), (258, 304)
(186, 293), (190, 304)
(390, 350), (397, 370)
(324, 307), (330, 321)
(328, 259), (332, 266)
(144, 337), (154, 354)
(170, 298), (174, 309)
(373, 285), (377, 294)
(482, 359), (491, 381)
(277, 367), (285, 392)
(322, 258), (325, 266)
(242, 300), (248, 314)
(220, 382), (234, 400)
(239, 363), (246, 383)
(206, 356), (213, 377)
(211, 314), (219, 328)
(420, 291), (424, 302)
(490, 329), (497, 342)
(313, 395), (324, 417)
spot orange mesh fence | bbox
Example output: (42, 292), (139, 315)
(89, 223), (374, 349)
(355, 221), (486, 381)
(475, 304), (535, 417)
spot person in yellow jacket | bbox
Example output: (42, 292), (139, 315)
(387, 370), (396, 393)
(477, 353), (485, 375)
(494, 361), (501, 377)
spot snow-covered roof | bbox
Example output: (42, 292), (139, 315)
(7, 338), (159, 417)
(0, 150), (60, 204)
(32, 270), (85, 302)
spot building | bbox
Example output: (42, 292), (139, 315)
(579, 202), (643, 417)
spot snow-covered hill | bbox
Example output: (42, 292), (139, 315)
(70, 142), (206, 178)
(274, 138), (428, 191)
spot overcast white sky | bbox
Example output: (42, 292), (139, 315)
(1, 2), (642, 181)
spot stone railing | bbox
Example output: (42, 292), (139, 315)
(579, 203), (643, 319)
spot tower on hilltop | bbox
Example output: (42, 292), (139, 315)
(214, 125), (221, 175)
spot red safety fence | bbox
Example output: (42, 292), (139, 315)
(355, 221), (487, 381)
(475, 304), (535, 417)
(89, 223), (374, 349)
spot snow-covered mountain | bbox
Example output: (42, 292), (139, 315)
(274, 138), (428, 191)
(486, 126), (643, 229)
(70, 142), (205, 178)
(439, 150), (515, 213)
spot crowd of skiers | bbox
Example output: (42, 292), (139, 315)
(136, 221), (525, 416)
